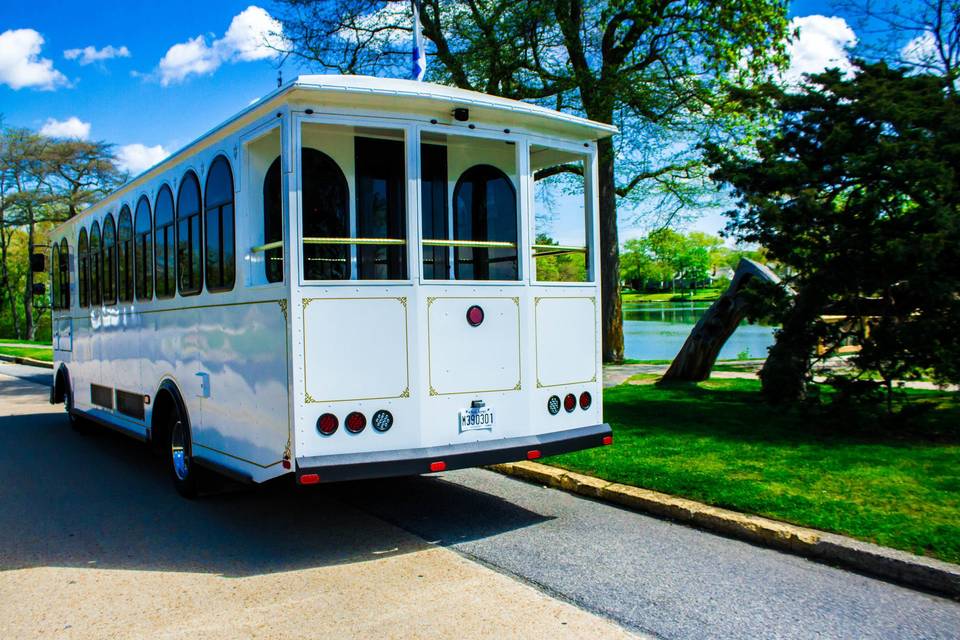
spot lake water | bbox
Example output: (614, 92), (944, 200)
(624, 302), (776, 361)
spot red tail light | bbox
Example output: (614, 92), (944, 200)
(563, 393), (576, 413)
(527, 450), (542, 460)
(299, 473), (320, 485)
(602, 435), (613, 446)
(345, 411), (366, 433)
(579, 391), (592, 410)
(466, 305), (485, 327)
(317, 413), (338, 436)
(429, 461), (446, 472)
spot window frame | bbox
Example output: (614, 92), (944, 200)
(117, 205), (134, 302)
(154, 184), (176, 300)
(59, 237), (70, 309)
(78, 227), (89, 308)
(89, 220), (102, 307)
(176, 170), (204, 296)
(101, 213), (117, 306)
(134, 195), (154, 301)
(51, 242), (61, 310)
(203, 154), (236, 293)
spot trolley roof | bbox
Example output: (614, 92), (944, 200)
(52, 75), (617, 234)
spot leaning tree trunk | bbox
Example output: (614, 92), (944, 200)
(661, 258), (781, 381)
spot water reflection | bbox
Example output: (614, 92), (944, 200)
(624, 302), (776, 362)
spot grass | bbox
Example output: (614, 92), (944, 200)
(622, 288), (722, 304)
(0, 344), (53, 362)
(548, 376), (960, 564)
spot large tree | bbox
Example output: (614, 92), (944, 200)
(707, 62), (960, 403)
(275, 0), (790, 361)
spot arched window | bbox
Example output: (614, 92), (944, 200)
(176, 171), (203, 295)
(59, 237), (70, 310)
(453, 165), (518, 280)
(89, 221), (102, 306)
(301, 148), (349, 280)
(102, 214), (117, 305)
(204, 155), (235, 292)
(51, 243), (60, 310)
(78, 228), (89, 308)
(154, 185), (175, 299)
(263, 156), (283, 283)
(135, 196), (153, 300)
(117, 206), (133, 302)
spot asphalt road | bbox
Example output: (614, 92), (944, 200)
(2, 362), (959, 639)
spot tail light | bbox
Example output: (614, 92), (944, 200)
(372, 409), (393, 432)
(299, 473), (320, 485)
(317, 413), (338, 436)
(563, 393), (576, 413)
(579, 391), (592, 410)
(345, 411), (366, 433)
(429, 461), (446, 472)
(547, 395), (561, 415)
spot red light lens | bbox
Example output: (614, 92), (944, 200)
(466, 305), (484, 327)
(299, 473), (320, 485)
(345, 411), (366, 433)
(579, 391), (592, 410)
(317, 413), (338, 435)
(429, 461), (446, 472)
(563, 393), (576, 413)
(527, 450), (542, 460)
(602, 435), (613, 446)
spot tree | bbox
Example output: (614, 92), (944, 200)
(707, 62), (960, 404)
(276, 0), (791, 361)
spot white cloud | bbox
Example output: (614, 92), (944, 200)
(900, 31), (940, 69)
(156, 6), (285, 86)
(39, 116), (91, 139)
(116, 143), (170, 174)
(0, 28), (68, 90)
(783, 15), (857, 86)
(64, 44), (131, 66)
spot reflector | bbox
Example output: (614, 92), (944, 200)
(317, 413), (338, 435)
(429, 461), (446, 472)
(579, 391), (592, 410)
(563, 393), (576, 413)
(299, 473), (320, 485)
(346, 411), (367, 433)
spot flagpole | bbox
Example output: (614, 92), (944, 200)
(411, 0), (427, 81)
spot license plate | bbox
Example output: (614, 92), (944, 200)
(459, 407), (494, 432)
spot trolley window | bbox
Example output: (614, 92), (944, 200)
(355, 136), (406, 280)
(204, 155), (235, 292)
(89, 221), (101, 306)
(59, 237), (70, 309)
(301, 147), (349, 281)
(176, 171), (203, 295)
(531, 145), (592, 282)
(135, 196), (153, 300)
(117, 206), (133, 302)
(78, 227), (88, 308)
(51, 243), (60, 310)
(263, 156), (283, 283)
(154, 185), (175, 299)
(102, 213), (117, 305)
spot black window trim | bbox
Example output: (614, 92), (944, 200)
(78, 227), (89, 309)
(134, 194), (154, 301)
(203, 154), (236, 293)
(101, 213), (117, 306)
(117, 205), (134, 303)
(176, 170), (204, 297)
(154, 183), (176, 300)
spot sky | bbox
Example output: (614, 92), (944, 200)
(0, 0), (919, 242)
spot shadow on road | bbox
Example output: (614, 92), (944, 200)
(0, 403), (551, 578)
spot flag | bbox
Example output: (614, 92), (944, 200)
(411, 0), (427, 81)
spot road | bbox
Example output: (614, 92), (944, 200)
(1, 362), (959, 639)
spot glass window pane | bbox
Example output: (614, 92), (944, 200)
(51, 244), (60, 310)
(176, 172), (203, 295)
(531, 146), (591, 282)
(102, 214), (117, 305)
(60, 238), (70, 309)
(454, 165), (518, 280)
(78, 228), (88, 308)
(205, 155), (235, 292)
(117, 206), (133, 302)
(135, 196), (153, 300)
(263, 156), (284, 283)
(301, 148), (348, 280)
(154, 186), (175, 299)
(89, 221), (102, 306)
(420, 143), (449, 279)
(355, 136), (406, 280)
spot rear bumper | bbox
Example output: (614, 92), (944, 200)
(296, 423), (612, 483)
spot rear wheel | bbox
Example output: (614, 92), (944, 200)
(168, 404), (200, 498)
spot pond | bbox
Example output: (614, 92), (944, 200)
(623, 302), (776, 362)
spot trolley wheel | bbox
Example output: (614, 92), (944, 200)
(169, 407), (200, 499)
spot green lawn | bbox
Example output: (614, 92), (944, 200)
(548, 376), (960, 564)
(0, 344), (53, 362)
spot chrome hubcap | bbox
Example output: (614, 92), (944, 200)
(171, 419), (189, 481)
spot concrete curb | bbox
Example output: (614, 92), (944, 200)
(0, 354), (53, 369)
(489, 461), (960, 599)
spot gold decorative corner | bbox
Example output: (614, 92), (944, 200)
(278, 299), (288, 320)
(397, 296), (407, 308)
(302, 297), (313, 310)
(305, 390), (317, 403)
(427, 296), (437, 307)
(400, 388), (410, 398)
(537, 380), (544, 388)
(534, 296), (543, 306)
(513, 381), (522, 391)
(511, 297), (519, 306)
(429, 385), (439, 396)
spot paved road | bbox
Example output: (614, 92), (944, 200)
(2, 364), (959, 639)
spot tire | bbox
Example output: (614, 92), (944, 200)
(64, 382), (88, 434)
(168, 404), (200, 499)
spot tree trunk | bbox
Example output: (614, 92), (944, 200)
(24, 220), (35, 341)
(662, 259), (780, 381)
(758, 285), (823, 403)
(597, 137), (623, 363)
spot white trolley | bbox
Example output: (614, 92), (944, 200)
(45, 76), (615, 496)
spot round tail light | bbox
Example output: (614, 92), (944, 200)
(466, 305), (484, 327)
(563, 393), (576, 413)
(345, 411), (367, 433)
(372, 409), (393, 432)
(317, 413), (338, 436)
(579, 391), (592, 410)
(547, 395), (561, 415)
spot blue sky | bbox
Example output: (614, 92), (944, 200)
(0, 1), (908, 241)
